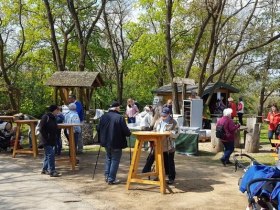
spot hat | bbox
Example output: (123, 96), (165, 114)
(161, 107), (170, 117)
(228, 97), (234, 102)
(223, 108), (233, 117)
(68, 103), (77, 110)
(110, 102), (120, 108)
(48, 104), (59, 112)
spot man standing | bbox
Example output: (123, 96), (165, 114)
(68, 95), (84, 153)
(40, 105), (61, 177)
(97, 102), (131, 185)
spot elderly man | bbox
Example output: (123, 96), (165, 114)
(68, 95), (84, 153)
(64, 103), (81, 154)
(97, 101), (131, 185)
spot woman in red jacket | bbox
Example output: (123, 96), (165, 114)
(265, 104), (280, 147)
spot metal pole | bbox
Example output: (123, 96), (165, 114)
(92, 145), (101, 180)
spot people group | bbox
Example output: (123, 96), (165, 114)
(39, 94), (84, 178)
(38, 94), (280, 189)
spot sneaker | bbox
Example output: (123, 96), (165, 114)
(105, 177), (108, 183)
(167, 179), (174, 185)
(220, 159), (226, 167)
(41, 170), (50, 175)
(50, 171), (61, 177)
(226, 161), (233, 164)
(108, 179), (121, 185)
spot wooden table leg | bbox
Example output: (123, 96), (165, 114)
(126, 139), (141, 190)
(68, 127), (76, 170)
(156, 137), (166, 194)
(30, 123), (38, 157)
(12, 124), (21, 158)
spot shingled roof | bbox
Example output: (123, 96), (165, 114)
(152, 81), (239, 96)
(45, 71), (104, 88)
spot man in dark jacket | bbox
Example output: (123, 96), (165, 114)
(97, 102), (131, 185)
(40, 105), (61, 177)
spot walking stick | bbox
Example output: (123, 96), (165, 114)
(128, 136), (131, 164)
(92, 145), (101, 180)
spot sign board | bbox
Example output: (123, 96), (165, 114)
(173, 77), (195, 85)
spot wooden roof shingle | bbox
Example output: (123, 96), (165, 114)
(45, 71), (104, 88)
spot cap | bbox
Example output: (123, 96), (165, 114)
(48, 104), (59, 112)
(228, 97), (234, 102)
(110, 101), (120, 108)
(161, 107), (170, 117)
(68, 103), (77, 110)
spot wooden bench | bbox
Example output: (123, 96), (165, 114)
(270, 139), (280, 160)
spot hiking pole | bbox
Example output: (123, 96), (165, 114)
(92, 144), (101, 180)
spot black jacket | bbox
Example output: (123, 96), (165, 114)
(97, 110), (131, 149)
(39, 113), (58, 146)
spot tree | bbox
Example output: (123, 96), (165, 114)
(102, 0), (135, 104)
(0, 0), (25, 112)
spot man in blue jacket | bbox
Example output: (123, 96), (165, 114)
(97, 101), (131, 185)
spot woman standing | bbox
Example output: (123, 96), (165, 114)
(125, 98), (139, 124)
(142, 107), (178, 184)
(40, 105), (61, 177)
(216, 108), (240, 166)
(265, 104), (280, 147)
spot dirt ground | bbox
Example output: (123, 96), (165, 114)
(2, 141), (263, 210)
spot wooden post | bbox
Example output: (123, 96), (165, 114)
(234, 130), (241, 148)
(245, 123), (260, 153)
(211, 123), (224, 153)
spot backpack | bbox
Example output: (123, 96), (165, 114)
(216, 125), (226, 139)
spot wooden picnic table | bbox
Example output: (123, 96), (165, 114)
(12, 119), (39, 158)
(0, 116), (15, 122)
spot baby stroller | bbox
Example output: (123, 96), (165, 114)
(234, 153), (280, 210)
(0, 121), (14, 151)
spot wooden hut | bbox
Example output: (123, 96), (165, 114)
(45, 71), (104, 110)
(152, 81), (239, 115)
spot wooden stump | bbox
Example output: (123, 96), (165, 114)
(234, 130), (241, 148)
(245, 123), (260, 153)
(211, 123), (224, 153)
(82, 122), (94, 145)
(246, 118), (257, 133)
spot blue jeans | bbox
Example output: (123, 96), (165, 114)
(128, 117), (136, 124)
(55, 130), (62, 155)
(104, 148), (122, 182)
(42, 145), (56, 173)
(268, 130), (277, 147)
(74, 132), (79, 153)
(221, 141), (234, 163)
